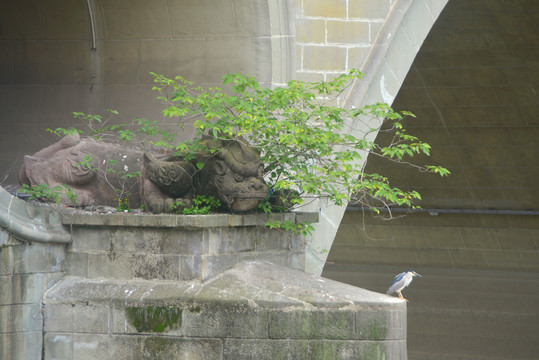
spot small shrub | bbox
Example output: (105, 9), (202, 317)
(19, 183), (77, 205)
(170, 195), (221, 215)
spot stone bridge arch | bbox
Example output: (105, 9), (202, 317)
(324, 1), (539, 358)
(294, 0), (450, 274)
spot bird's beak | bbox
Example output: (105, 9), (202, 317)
(415, 272), (422, 277)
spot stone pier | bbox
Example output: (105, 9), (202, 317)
(1, 186), (407, 359)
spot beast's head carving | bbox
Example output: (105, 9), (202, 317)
(195, 137), (268, 212)
(19, 133), (269, 214)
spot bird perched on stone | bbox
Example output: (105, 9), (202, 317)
(387, 270), (421, 301)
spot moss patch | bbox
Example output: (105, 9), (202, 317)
(126, 306), (182, 333)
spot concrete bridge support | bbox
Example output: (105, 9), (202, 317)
(0, 186), (406, 360)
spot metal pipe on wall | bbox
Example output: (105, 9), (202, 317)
(346, 206), (539, 216)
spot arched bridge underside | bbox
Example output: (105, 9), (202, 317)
(324, 1), (539, 360)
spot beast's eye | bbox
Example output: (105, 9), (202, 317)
(234, 173), (244, 182)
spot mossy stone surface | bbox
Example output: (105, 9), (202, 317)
(126, 306), (182, 333)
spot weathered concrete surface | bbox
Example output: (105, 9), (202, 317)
(61, 209), (317, 282)
(44, 261), (407, 359)
(9, 184), (413, 360)
(0, 231), (66, 360)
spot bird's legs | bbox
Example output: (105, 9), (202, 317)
(397, 290), (408, 302)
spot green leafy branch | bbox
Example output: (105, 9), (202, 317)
(151, 70), (450, 218)
(19, 183), (78, 205)
(48, 110), (177, 152)
(170, 195), (221, 215)
(265, 220), (315, 237)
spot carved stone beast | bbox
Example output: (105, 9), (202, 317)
(141, 137), (268, 213)
(19, 133), (268, 213)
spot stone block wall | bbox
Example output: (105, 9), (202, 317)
(1, 0), (276, 87)
(38, 209), (407, 360)
(295, 0), (392, 83)
(0, 230), (66, 359)
(62, 211), (314, 282)
(1, 184), (408, 360)
(44, 262), (407, 360)
(0, 187), (70, 359)
(0, 0), (293, 188)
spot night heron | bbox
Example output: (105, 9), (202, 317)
(387, 270), (421, 301)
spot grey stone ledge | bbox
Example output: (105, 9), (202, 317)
(59, 210), (319, 229)
(45, 261), (402, 309)
(0, 186), (71, 244)
(44, 261), (406, 341)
